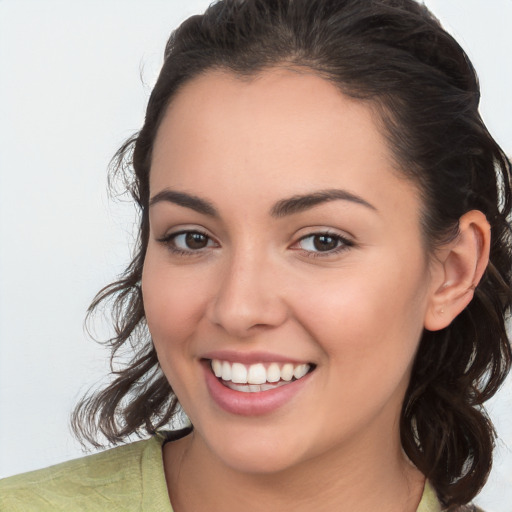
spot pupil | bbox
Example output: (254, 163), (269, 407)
(186, 232), (208, 249)
(313, 235), (337, 251)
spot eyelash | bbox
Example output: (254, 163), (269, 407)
(157, 230), (216, 257)
(157, 230), (354, 258)
(294, 232), (354, 258)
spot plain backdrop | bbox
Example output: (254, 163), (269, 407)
(0, 1), (511, 510)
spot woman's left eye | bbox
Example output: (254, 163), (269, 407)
(295, 233), (354, 255)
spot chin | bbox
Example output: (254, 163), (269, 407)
(199, 424), (313, 476)
(217, 446), (306, 476)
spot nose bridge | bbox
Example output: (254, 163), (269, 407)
(208, 239), (287, 336)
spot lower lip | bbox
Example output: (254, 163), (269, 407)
(203, 362), (312, 416)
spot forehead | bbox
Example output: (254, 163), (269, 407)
(150, 68), (420, 222)
(153, 68), (386, 172)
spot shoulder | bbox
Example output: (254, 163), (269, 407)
(0, 434), (172, 511)
(418, 481), (486, 512)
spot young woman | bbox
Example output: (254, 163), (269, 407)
(1, 0), (511, 511)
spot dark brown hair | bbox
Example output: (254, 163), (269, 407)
(72, 0), (512, 508)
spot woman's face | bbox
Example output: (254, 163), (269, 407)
(142, 69), (440, 474)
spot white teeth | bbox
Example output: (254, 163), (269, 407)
(212, 359), (223, 378)
(226, 380), (290, 392)
(210, 359), (311, 387)
(281, 363), (294, 382)
(247, 363), (267, 384)
(231, 363), (247, 383)
(267, 363), (281, 383)
(293, 364), (309, 379)
(221, 361), (231, 381)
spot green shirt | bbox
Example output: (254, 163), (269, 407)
(0, 431), (443, 511)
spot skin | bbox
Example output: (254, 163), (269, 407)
(141, 68), (489, 512)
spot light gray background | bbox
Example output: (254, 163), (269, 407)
(0, 1), (511, 510)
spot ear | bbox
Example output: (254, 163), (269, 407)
(424, 210), (490, 332)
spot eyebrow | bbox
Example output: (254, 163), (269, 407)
(149, 189), (218, 217)
(148, 188), (376, 218)
(270, 189), (377, 217)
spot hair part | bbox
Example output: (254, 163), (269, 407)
(72, 0), (512, 508)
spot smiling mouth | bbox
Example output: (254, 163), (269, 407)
(209, 359), (315, 393)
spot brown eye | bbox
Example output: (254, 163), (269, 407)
(164, 231), (215, 252)
(184, 232), (209, 249)
(296, 232), (354, 256)
(312, 234), (339, 251)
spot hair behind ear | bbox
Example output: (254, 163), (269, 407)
(401, 208), (510, 507)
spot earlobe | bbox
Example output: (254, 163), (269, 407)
(424, 210), (490, 331)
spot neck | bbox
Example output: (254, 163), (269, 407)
(163, 425), (425, 512)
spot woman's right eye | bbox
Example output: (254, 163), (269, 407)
(158, 230), (217, 255)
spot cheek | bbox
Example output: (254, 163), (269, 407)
(293, 253), (429, 368)
(294, 261), (429, 433)
(141, 250), (208, 349)
(141, 251), (212, 406)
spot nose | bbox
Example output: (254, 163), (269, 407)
(206, 248), (289, 338)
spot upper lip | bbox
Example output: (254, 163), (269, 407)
(201, 350), (312, 365)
